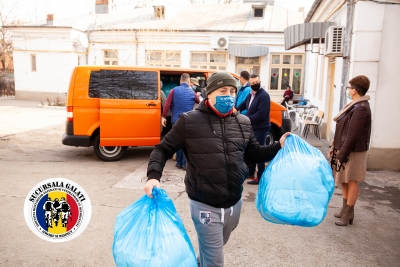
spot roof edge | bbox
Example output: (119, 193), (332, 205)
(304, 0), (324, 23)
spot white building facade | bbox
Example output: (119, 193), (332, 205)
(284, 0), (400, 170)
(7, 1), (306, 103)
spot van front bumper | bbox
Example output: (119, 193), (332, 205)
(62, 133), (91, 147)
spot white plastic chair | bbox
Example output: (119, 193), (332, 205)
(298, 109), (315, 134)
(303, 110), (324, 139)
(285, 101), (296, 121)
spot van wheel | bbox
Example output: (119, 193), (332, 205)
(93, 135), (127, 161)
(266, 128), (279, 146)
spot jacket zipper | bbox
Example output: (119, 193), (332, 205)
(220, 119), (231, 200)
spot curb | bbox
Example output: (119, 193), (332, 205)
(38, 105), (65, 110)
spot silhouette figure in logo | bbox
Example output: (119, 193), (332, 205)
(43, 197), (54, 228)
(52, 198), (61, 226)
(59, 197), (71, 228)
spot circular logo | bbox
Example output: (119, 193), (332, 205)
(24, 178), (92, 242)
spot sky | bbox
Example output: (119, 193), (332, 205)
(0, 0), (315, 24)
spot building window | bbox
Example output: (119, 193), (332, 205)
(254, 8), (264, 18)
(270, 54), (304, 94)
(190, 52), (227, 70)
(146, 50), (181, 67)
(104, 50), (118, 65)
(237, 57), (260, 76)
(31, 54), (36, 71)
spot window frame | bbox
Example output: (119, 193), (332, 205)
(103, 49), (119, 65)
(254, 8), (264, 18)
(190, 51), (227, 71)
(269, 53), (304, 94)
(146, 50), (181, 68)
(31, 54), (36, 72)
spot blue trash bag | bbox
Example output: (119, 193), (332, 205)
(256, 134), (334, 227)
(112, 187), (197, 267)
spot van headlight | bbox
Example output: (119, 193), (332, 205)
(282, 111), (289, 119)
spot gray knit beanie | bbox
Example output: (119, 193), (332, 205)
(206, 72), (238, 96)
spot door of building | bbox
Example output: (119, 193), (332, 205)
(326, 62), (336, 139)
(236, 57), (260, 75)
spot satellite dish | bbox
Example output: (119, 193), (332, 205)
(217, 37), (227, 48)
(80, 34), (89, 48)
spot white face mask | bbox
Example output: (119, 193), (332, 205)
(346, 89), (352, 100)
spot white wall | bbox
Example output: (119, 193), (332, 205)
(304, 0), (400, 169)
(11, 29), (83, 100)
(11, 28), (307, 103)
(302, 3), (348, 139)
(371, 3), (400, 149)
(87, 30), (305, 101)
(348, 1), (400, 149)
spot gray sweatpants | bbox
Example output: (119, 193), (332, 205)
(189, 199), (243, 267)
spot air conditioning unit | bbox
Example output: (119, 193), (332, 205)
(210, 36), (229, 49)
(325, 26), (344, 56)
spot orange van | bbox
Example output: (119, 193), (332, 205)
(62, 66), (291, 161)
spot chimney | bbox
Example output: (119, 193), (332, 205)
(95, 0), (109, 14)
(46, 14), (54, 25)
(153, 6), (165, 20)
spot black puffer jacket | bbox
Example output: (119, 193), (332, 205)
(147, 101), (281, 208)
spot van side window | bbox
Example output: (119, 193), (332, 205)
(89, 70), (158, 100)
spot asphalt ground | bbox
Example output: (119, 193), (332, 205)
(0, 98), (399, 267)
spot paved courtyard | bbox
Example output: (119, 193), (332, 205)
(0, 99), (399, 267)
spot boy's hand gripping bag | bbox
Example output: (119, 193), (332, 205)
(256, 134), (334, 227)
(112, 187), (197, 267)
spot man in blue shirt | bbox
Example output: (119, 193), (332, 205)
(236, 74), (271, 185)
(235, 71), (251, 115)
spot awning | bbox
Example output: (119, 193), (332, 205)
(284, 22), (335, 50)
(228, 45), (269, 57)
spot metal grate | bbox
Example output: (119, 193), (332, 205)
(332, 27), (343, 53)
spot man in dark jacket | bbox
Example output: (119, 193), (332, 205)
(236, 74), (271, 185)
(145, 72), (289, 267)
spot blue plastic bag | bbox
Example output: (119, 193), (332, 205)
(112, 187), (197, 267)
(256, 134), (334, 227)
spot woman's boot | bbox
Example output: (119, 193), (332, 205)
(334, 198), (347, 218)
(335, 205), (354, 226)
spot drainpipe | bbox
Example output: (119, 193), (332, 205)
(339, 0), (355, 109)
(135, 30), (138, 66)
(86, 31), (90, 65)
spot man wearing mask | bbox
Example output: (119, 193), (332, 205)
(236, 74), (271, 185)
(145, 71), (289, 267)
(191, 77), (206, 100)
(162, 73), (200, 170)
(236, 71), (251, 115)
(190, 77), (200, 91)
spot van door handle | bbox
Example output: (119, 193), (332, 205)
(146, 103), (157, 106)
